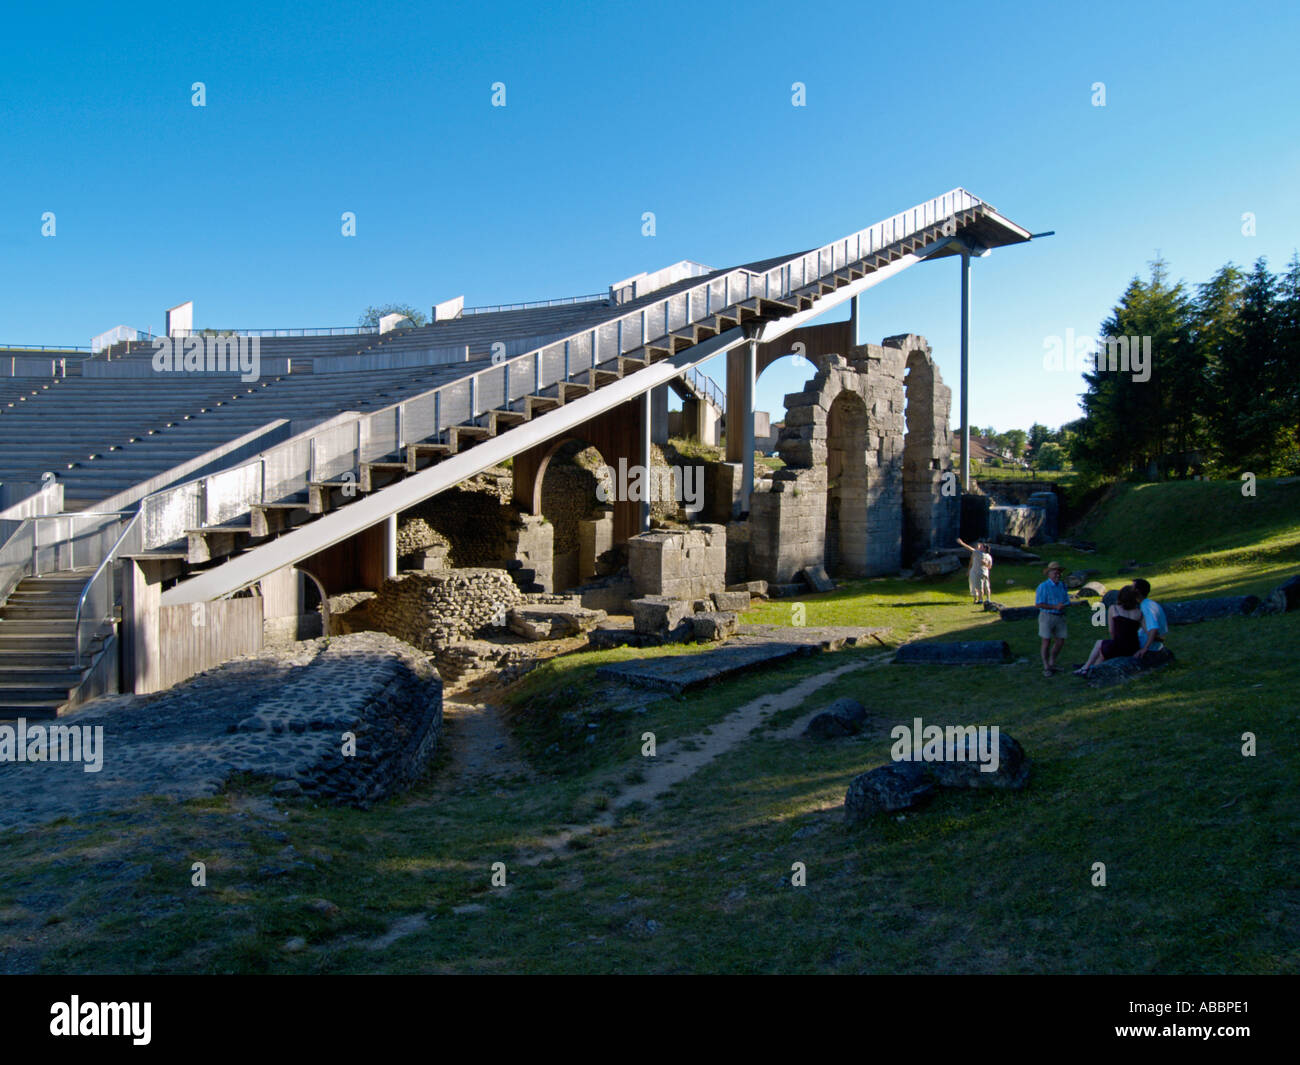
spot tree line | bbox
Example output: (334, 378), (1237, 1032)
(1071, 255), (1300, 479)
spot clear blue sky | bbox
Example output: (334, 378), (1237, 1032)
(2, 0), (1297, 432)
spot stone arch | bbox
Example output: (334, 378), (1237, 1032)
(538, 437), (613, 592)
(511, 397), (646, 546)
(749, 334), (955, 583)
(897, 337), (958, 564)
(824, 389), (869, 576)
(294, 566), (331, 636)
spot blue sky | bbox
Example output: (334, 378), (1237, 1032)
(2, 0), (1297, 431)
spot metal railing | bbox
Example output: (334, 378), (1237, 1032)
(1, 344), (92, 353)
(463, 293), (608, 316)
(0, 511), (133, 668)
(74, 511), (141, 667)
(170, 326), (379, 338)
(683, 367), (726, 413)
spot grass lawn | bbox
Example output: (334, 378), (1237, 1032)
(0, 479), (1296, 973)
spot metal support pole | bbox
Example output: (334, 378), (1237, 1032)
(639, 389), (652, 533)
(742, 339), (757, 512)
(384, 514), (398, 580)
(960, 248), (971, 492)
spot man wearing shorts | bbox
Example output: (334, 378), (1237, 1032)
(1035, 561), (1069, 676)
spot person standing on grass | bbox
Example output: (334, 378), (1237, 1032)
(978, 542), (993, 602)
(956, 537), (988, 606)
(1132, 577), (1169, 658)
(1035, 561), (1069, 676)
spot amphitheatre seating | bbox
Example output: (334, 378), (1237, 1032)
(0, 359), (494, 510)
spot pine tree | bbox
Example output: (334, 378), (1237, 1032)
(1212, 259), (1279, 472)
(1073, 260), (1193, 477)
(1273, 253), (1300, 473)
(1193, 264), (1244, 471)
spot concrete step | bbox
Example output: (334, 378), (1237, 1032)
(0, 697), (66, 720)
(0, 680), (74, 700)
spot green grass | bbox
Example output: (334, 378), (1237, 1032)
(0, 478), (1296, 973)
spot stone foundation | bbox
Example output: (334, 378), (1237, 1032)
(627, 524), (726, 599)
(335, 569), (525, 649)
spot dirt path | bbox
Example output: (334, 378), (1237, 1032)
(518, 652), (893, 864)
(433, 700), (533, 788)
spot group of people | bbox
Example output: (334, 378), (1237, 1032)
(1034, 562), (1169, 677)
(954, 540), (1170, 677)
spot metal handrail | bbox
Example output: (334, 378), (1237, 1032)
(1, 344), (92, 353)
(684, 367), (726, 412)
(170, 326), (379, 338)
(73, 510), (140, 669)
(463, 293), (608, 315)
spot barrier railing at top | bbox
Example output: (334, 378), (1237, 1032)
(462, 294), (608, 316)
(127, 188), (984, 555)
(169, 326), (378, 338)
(1, 344), (92, 353)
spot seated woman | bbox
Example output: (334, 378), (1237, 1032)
(1074, 584), (1144, 675)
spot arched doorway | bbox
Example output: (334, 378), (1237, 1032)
(824, 390), (869, 577)
(538, 438), (613, 592)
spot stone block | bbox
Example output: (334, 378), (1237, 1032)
(631, 596), (691, 636)
(711, 589), (751, 613)
(691, 611), (737, 642)
(801, 564), (835, 593)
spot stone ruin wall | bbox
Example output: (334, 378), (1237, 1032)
(749, 334), (958, 584)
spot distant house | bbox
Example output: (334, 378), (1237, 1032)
(952, 433), (1002, 465)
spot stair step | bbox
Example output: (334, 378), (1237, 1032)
(0, 701), (65, 720)
(0, 606), (78, 619)
(0, 668), (82, 684)
(0, 681), (74, 698)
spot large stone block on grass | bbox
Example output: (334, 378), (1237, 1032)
(1084, 648), (1175, 687)
(801, 564), (835, 593)
(1164, 596), (1259, 625)
(691, 611), (738, 642)
(919, 554), (960, 578)
(844, 763), (933, 822)
(711, 589), (751, 613)
(894, 640), (1011, 665)
(631, 596), (692, 637)
(923, 731), (1030, 790)
(805, 697), (868, 739)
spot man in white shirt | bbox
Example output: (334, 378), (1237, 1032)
(1132, 577), (1168, 656)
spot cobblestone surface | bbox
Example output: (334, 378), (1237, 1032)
(0, 632), (442, 830)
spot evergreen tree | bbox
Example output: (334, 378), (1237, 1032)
(1273, 253), (1300, 473)
(1073, 259), (1193, 477)
(1192, 264), (1244, 470)
(1212, 259), (1279, 471)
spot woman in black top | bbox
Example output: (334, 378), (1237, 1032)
(1074, 584), (1145, 676)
